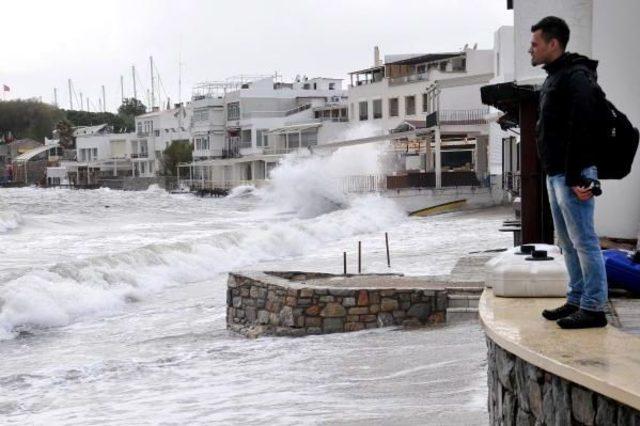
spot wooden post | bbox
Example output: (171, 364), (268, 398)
(519, 99), (554, 244)
(385, 232), (390, 268)
(358, 241), (362, 274)
(343, 252), (347, 275)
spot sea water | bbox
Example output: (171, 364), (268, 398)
(0, 148), (512, 425)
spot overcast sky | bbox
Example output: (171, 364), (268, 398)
(1, 0), (513, 112)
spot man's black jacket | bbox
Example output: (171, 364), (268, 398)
(536, 52), (602, 187)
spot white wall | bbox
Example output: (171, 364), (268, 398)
(592, 0), (640, 238)
(513, 0), (592, 84)
(488, 26), (516, 176)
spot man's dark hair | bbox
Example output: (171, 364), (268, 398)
(531, 16), (570, 50)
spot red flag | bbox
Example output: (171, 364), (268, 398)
(2, 85), (9, 92)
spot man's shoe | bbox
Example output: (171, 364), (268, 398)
(557, 309), (607, 329)
(542, 303), (579, 321)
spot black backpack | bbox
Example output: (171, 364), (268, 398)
(595, 89), (639, 180)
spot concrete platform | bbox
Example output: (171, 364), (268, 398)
(480, 288), (640, 412)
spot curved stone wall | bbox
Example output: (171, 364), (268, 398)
(487, 338), (640, 425)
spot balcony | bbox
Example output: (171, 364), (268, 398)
(388, 72), (430, 86)
(426, 108), (490, 127)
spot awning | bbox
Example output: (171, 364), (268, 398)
(13, 143), (58, 162)
(267, 123), (322, 134)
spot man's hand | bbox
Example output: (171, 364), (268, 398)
(571, 185), (593, 201)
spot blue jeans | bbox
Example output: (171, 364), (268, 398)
(546, 166), (608, 311)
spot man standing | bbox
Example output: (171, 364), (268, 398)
(530, 16), (608, 329)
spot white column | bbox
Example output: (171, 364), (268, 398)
(435, 127), (442, 189)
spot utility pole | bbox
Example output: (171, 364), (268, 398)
(53, 88), (58, 107)
(120, 75), (124, 104)
(102, 85), (106, 112)
(150, 56), (155, 110)
(68, 79), (73, 109)
(80, 92), (83, 111)
(132, 65), (137, 100)
(178, 52), (182, 105)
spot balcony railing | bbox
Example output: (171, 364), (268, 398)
(284, 103), (312, 116)
(221, 148), (240, 159)
(426, 108), (490, 127)
(388, 72), (430, 86)
(131, 152), (148, 158)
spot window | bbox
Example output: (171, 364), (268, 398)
(287, 132), (300, 148)
(405, 96), (416, 115)
(417, 64), (426, 74)
(452, 57), (466, 72)
(441, 150), (474, 170)
(256, 129), (268, 147)
(303, 83), (310, 90)
(329, 82), (336, 90)
(193, 109), (209, 122)
(372, 99), (382, 119)
(422, 94), (429, 113)
(154, 130), (160, 137)
(359, 101), (368, 121)
(137, 122), (142, 134)
(301, 129), (318, 146)
(227, 102), (240, 120)
(389, 98), (399, 117)
(439, 61), (448, 72)
(240, 129), (252, 148)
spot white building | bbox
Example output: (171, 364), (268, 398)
(344, 46), (495, 193)
(488, 26), (517, 190)
(179, 75), (348, 189)
(134, 106), (191, 176)
(505, 0), (640, 239)
(189, 82), (227, 160)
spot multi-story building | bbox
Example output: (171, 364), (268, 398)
(178, 74), (348, 189)
(134, 106), (191, 177)
(189, 83), (227, 160)
(343, 46), (495, 195)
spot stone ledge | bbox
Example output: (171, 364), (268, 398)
(480, 288), (640, 414)
(226, 271), (450, 338)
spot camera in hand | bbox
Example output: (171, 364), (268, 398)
(581, 178), (602, 196)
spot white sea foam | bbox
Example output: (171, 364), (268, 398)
(0, 194), (405, 339)
(0, 143), (406, 339)
(0, 210), (22, 233)
(257, 141), (388, 218)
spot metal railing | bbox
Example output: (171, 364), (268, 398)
(179, 179), (268, 190)
(426, 108), (490, 127)
(502, 171), (521, 195)
(388, 72), (430, 86)
(339, 175), (387, 193)
(284, 103), (312, 116)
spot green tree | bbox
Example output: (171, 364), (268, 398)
(64, 110), (129, 133)
(118, 98), (146, 117)
(161, 140), (192, 176)
(117, 98), (146, 131)
(55, 119), (75, 148)
(0, 100), (64, 141)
